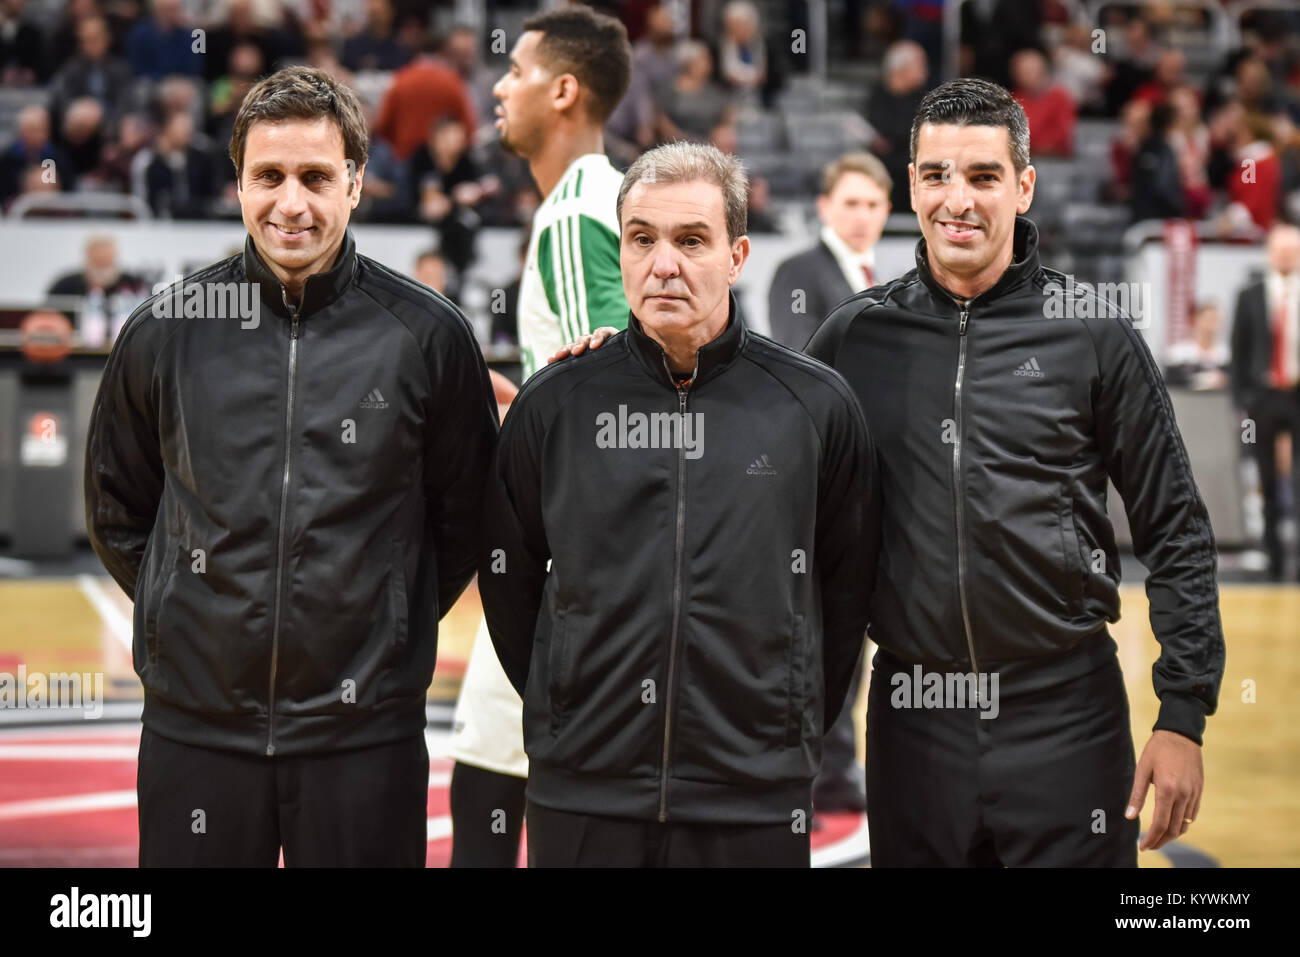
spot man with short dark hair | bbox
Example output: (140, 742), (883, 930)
(808, 78), (1224, 866)
(85, 66), (499, 867)
(480, 142), (880, 867)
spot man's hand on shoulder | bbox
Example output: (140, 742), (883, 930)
(546, 326), (620, 364)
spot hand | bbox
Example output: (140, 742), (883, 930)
(1126, 729), (1203, 852)
(546, 326), (619, 365)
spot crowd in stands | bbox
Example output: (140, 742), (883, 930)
(1, 1), (1299, 256)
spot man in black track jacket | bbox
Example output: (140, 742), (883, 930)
(84, 67), (499, 866)
(805, 79), (1225, 866)
(478, 142), (881, 867)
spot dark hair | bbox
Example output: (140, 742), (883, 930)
(522, 5), (632, 125)
(909, 78), (1031, 175)
(228, 66), (369, 183)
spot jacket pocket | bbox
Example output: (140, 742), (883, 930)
(548, 609), (569, 732)
(144, 556), (179, 666)
(1058, 492), (1086, 612)
(389, 541), (408, 649)
(784, 613), (806, 748)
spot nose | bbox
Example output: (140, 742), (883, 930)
(650, 242), (680, 280)
(276, 176), (308, 220)
(944, 176), (974, 219)
(493, 74), (507, 101)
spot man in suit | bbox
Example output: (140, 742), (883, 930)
(767, 152), (891, 351)
(1232, 221), (1300, 581)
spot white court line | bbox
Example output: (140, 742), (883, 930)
(0, 789), (137, 820)
(76, 574), (133, 655)
(0, 743), (139, 760)
(809, 814), (871, 868)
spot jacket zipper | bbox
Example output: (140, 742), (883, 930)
(659, 353), (695, 823)
(266, 291), (301, 756)
(952, 301), (980, 676)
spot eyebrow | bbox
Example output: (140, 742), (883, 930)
(625, 217), (713, 233)
(246, 161), (339, 175)
(917, 160), (1006, 174)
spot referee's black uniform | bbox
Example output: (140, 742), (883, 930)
(807, 215), (1225, 866)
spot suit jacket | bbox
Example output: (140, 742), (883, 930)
(767, 240), (855, 350)
(1231, 277), (1299, 411)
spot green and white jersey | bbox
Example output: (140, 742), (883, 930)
(518, 153), (629, 380)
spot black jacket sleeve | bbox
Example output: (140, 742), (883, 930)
(1229, 285), (1259, 412)
(424, 307), (500, 617)
(1091, 314), (1225, 745)
(767, 257), (806, 350)
(478, 386), (550, 696)
(815, 376), (880, 730)
(84, 308), (165, 600)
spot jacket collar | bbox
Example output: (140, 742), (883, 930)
(243, 229), (359, 320)
(625, 291), (749, 390)
(914, 214), (1042, 309)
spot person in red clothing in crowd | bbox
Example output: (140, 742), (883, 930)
(373, 34), (477, 162)
(1108, 98), (1150, 204)
(1009, 48), (1075, 157)
(1169, 85), (1213, 219)
(1132, 48), (1188, 108)
(1225, 112), (1282, 233)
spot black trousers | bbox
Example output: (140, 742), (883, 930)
(1248, 387), (1300, 579)
(866, 651), (1139, 867)
(136, 727), (429, 867)
(526, 802), (811, 867)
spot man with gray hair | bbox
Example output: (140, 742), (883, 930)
(478, 141), (880, 866)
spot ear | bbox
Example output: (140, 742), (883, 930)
(907, 162), (916, 211)
(1016, 163), (1035, 214)
(815, 193), (830, 224)
(552, 73), (580, 114)
(729, 234), (750, 285)
(349, 162), (366, 209)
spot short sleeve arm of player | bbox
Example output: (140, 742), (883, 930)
(537, 213), (628, 343)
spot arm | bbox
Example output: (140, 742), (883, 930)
(1093, 316), (1224, 744)
(84, 308), (164, 599)
(423, 307), (501, 616)
(478, 390), (550, 695)
(816, 382), (879, 730)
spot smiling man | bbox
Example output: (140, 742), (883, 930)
(478, 142), (880, 867)
(85, 66), (499, 866)
(804, 78), (1225, 866)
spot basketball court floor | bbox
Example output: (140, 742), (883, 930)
(0, 574), (1294, 867)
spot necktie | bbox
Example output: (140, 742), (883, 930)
(1272, 284), (1297, 389)
(861, 264), (875, 289)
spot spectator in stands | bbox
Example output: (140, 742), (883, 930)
(413, 249), (448, 295)
(654, 41), (733, 144)
(960, 0), (1042, 90)
(1231, 222), (1300, 581)
(132, 109), (217, 219)
(1165, 301), (1229, 390)
(1131, 48), (1186, 109)
(866, 39), (928, 215)
(353, 100), (408, 223)
(203, 0), (283, 84)
(717, 1), (766, 104)
(767, 152), (891, 350)
(410, 114), (489, 281)
(1277, 112), (1300, 224)
(1205, 100), (1244, 194)
(0, 104), (70, 205)
(441, 25), (499, 137)
(606, 4), (680, 166)
(1168, 85), (1212, 220)
(0, 0), (44, 86)
(1223, 112), (1282, 234)
(1130, 102), (1186, 223)
(1104, 16), (1159, 116)
(1052, 22), (1108, 117)
(341, 0), (411, 73)
(1108, 97), (1149, 204)
(59, 97), (107, 186)
(48, 0), (131, 70)
(209, 41), (264, 142)
(48, 15), (137, 128)
(127, 0), (202, 81)
(46, 234), (148, 337)
(1234, 56), (1286, 119)
(96, 112), (153, 195)
(1010, 48), (1076, 157)
(373, 35), (476, 161)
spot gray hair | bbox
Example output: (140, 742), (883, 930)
(618, 142), (749, 244)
